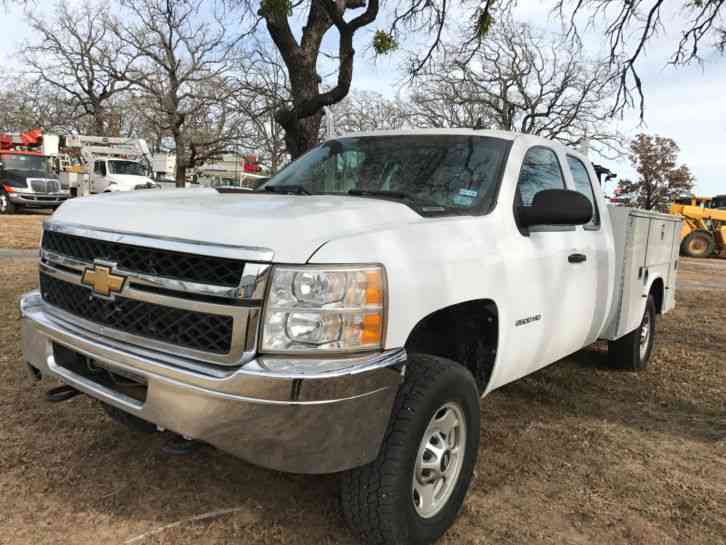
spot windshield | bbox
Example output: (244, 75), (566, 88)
(0, 154), (50, 172)
(108, 160), (146, 176)
(261, 135), (511, 214)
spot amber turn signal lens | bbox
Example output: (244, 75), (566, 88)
(361, 312), (383, 345)
(365, 270), (383, 306)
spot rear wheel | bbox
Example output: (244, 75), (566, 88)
(608, 295), (656, 371)
(0, 191), (17, 214)
(341, 354), (480, 545)
(681, 230), (715, 258)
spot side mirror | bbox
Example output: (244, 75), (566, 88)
(517, 189), (593, 228)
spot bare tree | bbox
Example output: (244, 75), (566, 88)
(408, 80), (496, 131)
(109, 0), (244, 185)
(233, 45), (290, 174)
(412, 20), (624, 158)
(22, 1), (133, 136)
(0, 73), (80, 132)
(615, 133), (695, 211)
(554, 0), (726, 118)
(328, 90), (409, 135)
(231, 0), (512, 159)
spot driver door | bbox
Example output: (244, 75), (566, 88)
(92, 161), (108, 193)
(504, 146), (598, 379)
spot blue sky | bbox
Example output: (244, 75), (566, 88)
(2, 2), (724, 196)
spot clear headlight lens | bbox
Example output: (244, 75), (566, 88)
(261, 265), (385, 353)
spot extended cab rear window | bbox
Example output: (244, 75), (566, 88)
(261, 135), (512, 216)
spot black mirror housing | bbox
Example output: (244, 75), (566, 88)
(518, 189), (593, 228)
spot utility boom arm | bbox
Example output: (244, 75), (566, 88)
(63, 135), (153, 169)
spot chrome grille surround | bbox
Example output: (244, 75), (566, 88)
(39, 221), (274, 367)
(42, 229), (248, 287)
(28, 178), (61, 194)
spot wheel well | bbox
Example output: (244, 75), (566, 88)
(650, 278), (664, 314)
(404, 299), (498, 393)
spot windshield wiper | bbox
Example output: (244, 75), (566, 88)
(348, 188), (470, 215)
(264, 184), (310, 195)
(347, 189), (413, 200)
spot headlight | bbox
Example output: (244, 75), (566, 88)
(261, 265), (385, 353)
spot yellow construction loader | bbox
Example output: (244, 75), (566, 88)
(669, 195), (726, 258)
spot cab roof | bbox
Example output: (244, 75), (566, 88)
(336, 128), (518, 141)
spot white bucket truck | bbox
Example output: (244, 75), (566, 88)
(59, 135), (159, 196)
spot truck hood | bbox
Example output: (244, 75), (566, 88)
(53, 188), (424, 263)
(107, 174), (156, 189)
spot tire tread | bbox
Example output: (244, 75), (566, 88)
(341, 355), (470, 545)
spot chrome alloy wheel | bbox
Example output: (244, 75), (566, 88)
(639, 309), (651, 361)
(412, 402), (467, 518)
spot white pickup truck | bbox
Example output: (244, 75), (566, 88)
(20, 130), (681, 545)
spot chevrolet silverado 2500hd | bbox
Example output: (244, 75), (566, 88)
(20, 130), (681, 545)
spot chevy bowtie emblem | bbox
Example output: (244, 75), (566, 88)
(81, 265), (126, 297)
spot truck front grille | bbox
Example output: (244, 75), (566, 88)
(42, 231), (245, 287)
(29, 179), (61, 193)
(40, 272), (234, 354)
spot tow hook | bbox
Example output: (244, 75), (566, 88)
(46, 384), (81, 403)
(161, 434), (205, 456)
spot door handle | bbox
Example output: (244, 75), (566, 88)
(568, 253), (587, 263)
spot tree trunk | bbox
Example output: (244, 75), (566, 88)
(276, 56), (325, 159)
(173, 131), (186, 188)
(279, 111), (323, 159)
(93, 107), (105, 136)
(175, 162), (187, 187)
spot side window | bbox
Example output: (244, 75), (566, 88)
(516, 147), (565, 206)
(567, 156), (600, 227)
(94, 162), (106, 176)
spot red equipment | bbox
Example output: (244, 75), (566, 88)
(243, 154), (262, 173)
(0, 128), (44, 153)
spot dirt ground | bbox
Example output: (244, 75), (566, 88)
(0, 257), (724, 545)
(0, 213), (49, 249)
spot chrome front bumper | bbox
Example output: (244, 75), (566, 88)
(9, 192), (68, 207)
(20, 291), (405, 474)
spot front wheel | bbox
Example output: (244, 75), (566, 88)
(341, 354), (480, 545)
(0, 191), (17, 214)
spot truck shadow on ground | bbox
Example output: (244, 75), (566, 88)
(495, 345), (725, 445)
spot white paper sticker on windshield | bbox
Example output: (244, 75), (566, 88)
(458, 188), (479, 198)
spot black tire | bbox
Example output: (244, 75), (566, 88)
(341, 354), (480, 545)
(681, 230), (715, 258)
(0, 191), (17, 214)
(101, 403), (157, 433)
(608, 295), (656, 371)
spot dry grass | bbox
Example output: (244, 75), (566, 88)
(0, 212), (48, 249)
(0, 258), (724, 545)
